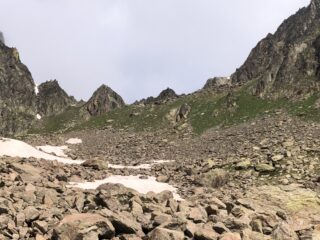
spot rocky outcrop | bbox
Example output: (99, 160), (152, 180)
(36, 80), (77, 117)
(0, 32), (4, 44)
(145, 88), (178, 105)
(231, 0), (320, 99)
(85, 84), (125, 116)
(176, 103), (191, 122)
(0, 41), (37, 136)
(203, 77), (231, 90)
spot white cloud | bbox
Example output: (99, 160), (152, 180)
(0, 0), (310, 103)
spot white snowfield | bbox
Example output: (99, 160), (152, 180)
(68, 175), (182, 200)
(0, 137), (180, 199)
(0, 138), (84, 165)
(66, 138), (83, 144)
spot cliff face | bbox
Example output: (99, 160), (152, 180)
(231, 0), (320, 99)
(86, 85), (125, 116)
(0, 41), (37, 136)
(36, 80), (77, 117)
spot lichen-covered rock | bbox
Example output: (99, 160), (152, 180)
(85, 84), (125, 116)
(198, 169), (229, 188)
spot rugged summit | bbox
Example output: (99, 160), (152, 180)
(232, 0), (320, 98)
(36, 80), (77, 117)
(0, 41), (37, 136)
(145, 88), (178, 104)
(86, 84), (125, 116)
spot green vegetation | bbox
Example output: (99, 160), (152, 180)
(29, 106), (83, 134)
(29, 83), (320, 135)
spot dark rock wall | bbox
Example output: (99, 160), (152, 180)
(0, 42), (37, 136)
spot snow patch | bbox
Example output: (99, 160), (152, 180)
(108, 160), (174, 170)
(109, 163), (152, 169)
(0, 138), (84, 165)
(36, 114), (42, 120)
(36, 145), (69, 158)
(66, 138), (82, 145)
(34, 84), (39, 95)
(68, 175), (182, 200)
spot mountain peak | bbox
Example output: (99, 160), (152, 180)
(157, 88), (178, 100)
(37, 79), (77, 116)
(86, 84), (125, 116)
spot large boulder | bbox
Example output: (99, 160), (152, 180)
(52, 213), (115, 239)
(85, 84), (125, 116)
(148, 227), (184, 240)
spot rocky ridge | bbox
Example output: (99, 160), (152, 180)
(231, 0), (320, 99)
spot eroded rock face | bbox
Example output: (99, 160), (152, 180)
(232, 0), (320, 99)
(85, 84), (125, 116)
(0, 41), (37, 136)
(37, 80), (77, 117)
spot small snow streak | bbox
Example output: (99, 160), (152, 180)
(34, 85), (39, 95)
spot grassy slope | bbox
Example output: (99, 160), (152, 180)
(29, 83), (320, 135)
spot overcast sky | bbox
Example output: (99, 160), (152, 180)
(0, 0), (310, 103)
